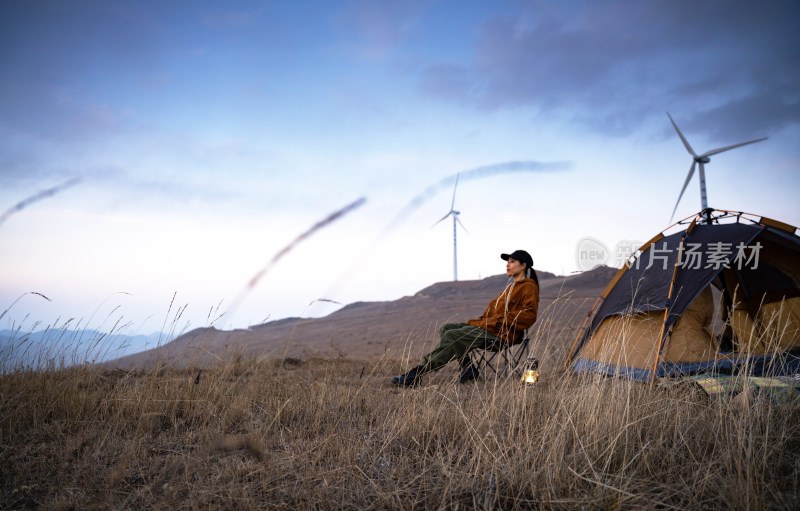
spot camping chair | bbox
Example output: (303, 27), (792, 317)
(468, 331), (531, 380)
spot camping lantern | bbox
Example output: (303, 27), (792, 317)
(520, 356), (539, 386)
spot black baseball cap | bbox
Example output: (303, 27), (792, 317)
(501, 250), (533, 270)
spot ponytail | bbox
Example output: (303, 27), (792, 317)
(526, 266), (539, 286)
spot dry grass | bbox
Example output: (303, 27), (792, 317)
(2, 342), (799, 510)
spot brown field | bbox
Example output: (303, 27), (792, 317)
(2, 268), (799, 509)
(3, 353), (799, 509)
(0, 359), (800, 509)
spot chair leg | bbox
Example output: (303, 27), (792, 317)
(469, 348), (488, 378)
(470, 337), (531, 382)
(494, 338), (530, 379)
(483, 350), (502, 378)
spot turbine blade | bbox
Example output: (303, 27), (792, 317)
(450, 173), (459, 211)
(670, 161), (696, 221)
(432, 211), (452, 227)
(701, 137), (768, 158)
(666, 112), (698, 157)
(456, 215), (469, 235)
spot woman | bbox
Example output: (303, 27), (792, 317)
(391, 250), (539, 386)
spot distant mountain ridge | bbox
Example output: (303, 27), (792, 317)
(1, 329), (165, 370)
(109, 266), (618, 368)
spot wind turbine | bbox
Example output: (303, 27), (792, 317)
(667, 112), (767, 221)
(433, 173), (468, 281)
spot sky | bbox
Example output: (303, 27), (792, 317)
(1, 0), (799, 337)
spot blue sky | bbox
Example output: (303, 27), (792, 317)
(1, 0), (798, 336)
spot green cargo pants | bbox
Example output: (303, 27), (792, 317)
(421, 323), (499, 371)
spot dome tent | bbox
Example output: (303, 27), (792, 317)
(564, 209), (800, 384)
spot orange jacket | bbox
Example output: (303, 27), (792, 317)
(467, 278), (539, 343)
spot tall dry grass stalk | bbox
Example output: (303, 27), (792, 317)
(2, 330), (798, 509)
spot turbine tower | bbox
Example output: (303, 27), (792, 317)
(667, 112), (767, 221)
(433, 174), (468, 281)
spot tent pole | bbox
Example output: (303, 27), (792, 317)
(651, 299), (674, 389)
(649, 225), (693, 389)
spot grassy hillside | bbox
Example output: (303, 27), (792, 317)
(107, 267), (613, 368)
(3, 266), (798, 509)
(3, 356), (799, 509)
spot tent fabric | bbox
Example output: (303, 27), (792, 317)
(579, 310), (663, 373)
(664, 286), (716, 362)
(733, 262), (797, 301)
(583, 222), (763, 353)
(574, 349), (800, 381)
(576, 287), (716, 378)
(760, 297), (800, 349)
(754, 229), (800, 290)
(730, 309), (759, 352)
(569, 211), (800, 381)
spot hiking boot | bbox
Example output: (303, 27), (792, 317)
(459, 359), (481, 384)
(391, 365), (424, 387)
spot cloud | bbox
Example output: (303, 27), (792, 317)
(688, 85), (800, 141)
(0, 2), (165, 149)
(417, 63), (475, 106)
(0, 84), (136, 143)
(418, 0), (800, 140)
(338, 0), (429, 58)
